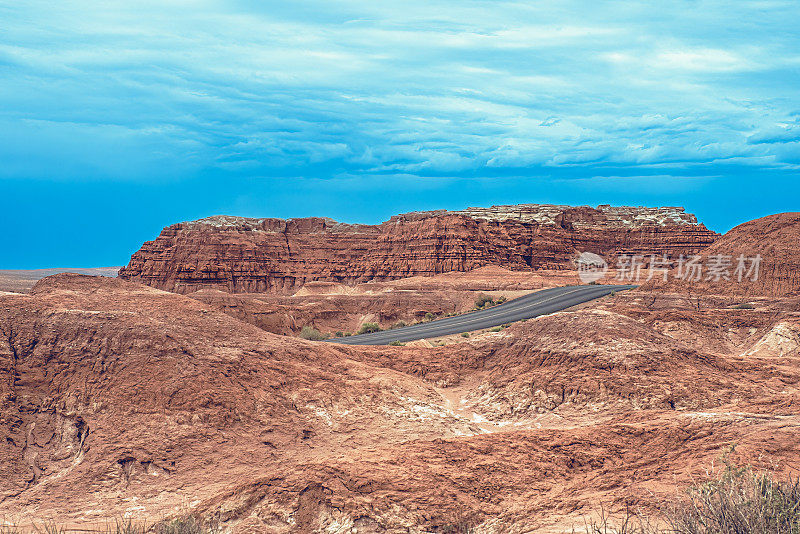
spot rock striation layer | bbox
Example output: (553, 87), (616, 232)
(119, 205), (718, 294)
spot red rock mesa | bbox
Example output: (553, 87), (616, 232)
(119, 204), (718, 294)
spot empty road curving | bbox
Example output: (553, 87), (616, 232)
(327, 284), (636, 345)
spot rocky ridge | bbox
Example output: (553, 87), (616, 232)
(119, 204), (718, 294)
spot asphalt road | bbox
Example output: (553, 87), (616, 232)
(327, 284), (636, 345)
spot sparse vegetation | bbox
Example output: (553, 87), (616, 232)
(734, 302), (755, 309)
(155, 516), (218, 534)
(582, 505), (651, 534)
(358, 322), (381, 334)
(391, 320), (407, 329)
(334, 331), (344, 337)
(388, 340), (406, 346)
(1, 517), (219, 534)
(489, 326), (503, 332)
(299, 325), (326, 341)
(474, 293), (495, 309)
(461, 332), (470, 338)
(424, 312), (436, 321)
(9, 463), (799, 534)
(343, 332), (352, 337)
(583, 460), (800, 534)
(474, 294), (507, 310)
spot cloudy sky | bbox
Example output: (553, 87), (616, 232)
(2, 0), (799, 267)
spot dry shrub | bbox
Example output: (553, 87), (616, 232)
(584, 461), (800, 534)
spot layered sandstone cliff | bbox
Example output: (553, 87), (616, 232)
(119, 205), (718, 294)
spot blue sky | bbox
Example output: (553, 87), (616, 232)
(1, 0), (799, 268)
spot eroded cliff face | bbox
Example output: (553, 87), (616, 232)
(118, 205), (718, 294)
(643, 212), (800, 297)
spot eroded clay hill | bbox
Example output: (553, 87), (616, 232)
(3, 274), (800, 532)
(644, 212), (800, 297)
(118, 204), (718, 294)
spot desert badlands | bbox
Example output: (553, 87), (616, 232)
(2, 204), (800, 532)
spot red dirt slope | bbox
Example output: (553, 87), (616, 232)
(2, 274), (800, 532)
(644, 212), (800, 297)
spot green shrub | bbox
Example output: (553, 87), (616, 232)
(489, 326), (503, 333)
(299, 326), (326, 341)
(424, 312), (436, 321)
(734, 302), (755, 309)
(358, 322), (381, 334)
(388, 340), (406, 346)
(474, 293), (495, 309)
(391, 320), (407, 329)
(496, 296), (507, 304)
(461, 332), (470, 338)
(343, 332), (352, 337)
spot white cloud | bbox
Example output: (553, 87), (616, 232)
(0, 0), (798, 180)
(656, 49), (751, 72)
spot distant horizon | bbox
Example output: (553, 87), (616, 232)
(2, 198), (795, 270)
